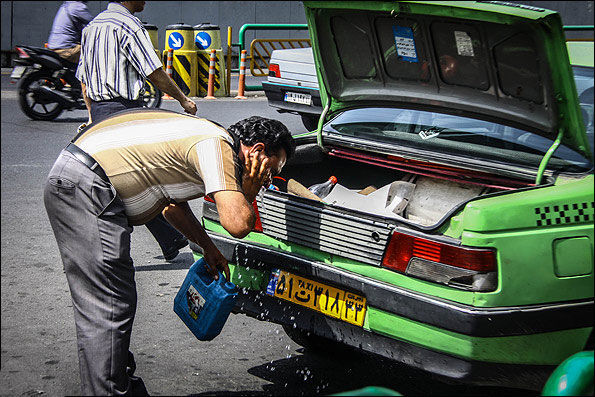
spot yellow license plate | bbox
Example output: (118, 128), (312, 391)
(266, 269), (366, 327)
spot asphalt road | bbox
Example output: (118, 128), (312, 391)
(0, 68), (532, 396)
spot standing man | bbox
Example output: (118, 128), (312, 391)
(44, 111), (295, 395)
(77, 0), (198, 261)
(47, 1), (94, 64)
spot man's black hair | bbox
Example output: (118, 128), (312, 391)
(227, 116), (295, 159)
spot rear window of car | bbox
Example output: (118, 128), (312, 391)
(324, 65), (593, 175)
(574, 65), (594, 156)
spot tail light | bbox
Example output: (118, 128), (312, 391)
(268, 63), (280, 78)
(203, 194), (263, 233)
(15, 47), (29, 59)
(382, 232), (497, 291)
(251, 200), (263, 232)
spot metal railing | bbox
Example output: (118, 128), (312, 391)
(229, 23), (309, 91)
(563, 25), (594, 41)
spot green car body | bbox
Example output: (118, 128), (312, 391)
(192, 1), (594, 390)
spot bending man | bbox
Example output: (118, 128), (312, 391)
(43, 110), (295, 395)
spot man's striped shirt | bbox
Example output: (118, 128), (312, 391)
(74, 109), (243, 225)
(76, 2), (161, 101)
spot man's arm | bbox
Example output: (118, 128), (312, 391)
(148, 68), (197, 115)
(80, 81), (92, 124)
(162, 201), (230, 280)
(73, 2), (94, 26)
(211, 190), (256, 238)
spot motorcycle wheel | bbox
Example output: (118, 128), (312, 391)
(18, 70), (65, 121)
(141, 80), (162, 108)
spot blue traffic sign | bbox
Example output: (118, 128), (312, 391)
(195, 32), (212, 50)
(168, 32), (184, 50)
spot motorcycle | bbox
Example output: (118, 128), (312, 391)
(11, 45), (162, 121)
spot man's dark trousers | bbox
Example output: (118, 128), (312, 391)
(89, 98), (187, 259)
(44, 149), (148, 395)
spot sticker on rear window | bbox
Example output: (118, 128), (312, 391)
(393, 26), (418, 63)
(454, 31), (474, 57)
(418, 127), (443, 140)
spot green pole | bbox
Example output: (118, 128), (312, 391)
(231, 23), (309, 91)
(562, 25), (594, 31)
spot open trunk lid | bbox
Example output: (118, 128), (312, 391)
(303, 1), (592, 159)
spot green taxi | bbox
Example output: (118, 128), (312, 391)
(192, 1), (594, 390)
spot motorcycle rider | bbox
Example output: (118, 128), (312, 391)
(47, 1), (94, 64)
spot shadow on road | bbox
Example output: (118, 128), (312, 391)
(188, 346), (536, 396)
(134, 252), (195, 271)
(51, 116), (89, 123)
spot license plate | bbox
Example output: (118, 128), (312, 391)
(266, 269), (366, 327)
(284, 91), (312, 105)
(10, 66), (26, 79)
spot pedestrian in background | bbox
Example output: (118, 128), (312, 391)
(76, 0), (198, 262)
(44, 111), (295, 395)
(47, 1), (94, 64)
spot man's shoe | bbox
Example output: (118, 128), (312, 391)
(162, 237), (189, 261)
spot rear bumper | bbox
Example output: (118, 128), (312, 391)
(262, 81), (322, 115)
(189, 232), (593, 388)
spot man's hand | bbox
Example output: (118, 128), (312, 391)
(202, 243), (230, 281)
(242, 151), (271, 202)
(148, 68), (198, 115)
(181, 97), (197, 115)
(161, 201), (230, 280)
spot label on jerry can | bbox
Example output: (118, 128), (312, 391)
(186, 285), (205, 320)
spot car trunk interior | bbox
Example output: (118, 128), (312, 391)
(272, 143), (533, 228)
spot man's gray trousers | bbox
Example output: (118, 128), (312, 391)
(43, 149), (147, 395)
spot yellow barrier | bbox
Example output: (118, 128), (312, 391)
(164, 24), (198, 96)
(144, 23), (158, 49)
(143, 22), (160, 61)
(193, 23), (222, 51)
(165, 23), (195, 51)
(162, 49), (198, 97)
(197, 49), (226, 97)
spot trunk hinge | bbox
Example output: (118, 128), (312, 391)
(316, 98), (331, 150)
(535, 129), (563, 185)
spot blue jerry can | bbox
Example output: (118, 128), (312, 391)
(174, 258), (238, 341)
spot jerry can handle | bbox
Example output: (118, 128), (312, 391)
(217, 275), (238, 293)
(195, 258), (216, 286)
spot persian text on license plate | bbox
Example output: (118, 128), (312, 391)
(266, 269), (366, 327)
(10, 66), (26, 79)
(284, 92), (312, 105)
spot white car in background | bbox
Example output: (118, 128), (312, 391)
(262, 47), (322, 130)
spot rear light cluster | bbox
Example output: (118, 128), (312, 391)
(382, 232), (498, 292)
(203, 195), (263, 233)
(268, 63), (280, 78)
(15, 47), (29, 59)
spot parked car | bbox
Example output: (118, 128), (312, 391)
(192, 1), (594, 390)
(262, 47), (322, 130)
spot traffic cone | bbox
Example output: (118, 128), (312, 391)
(205, 49), (217, 100)
(163, 48), (174, 100)
(235, 50), (247, 99)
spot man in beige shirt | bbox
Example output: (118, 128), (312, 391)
(43, 110), (295, 395)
